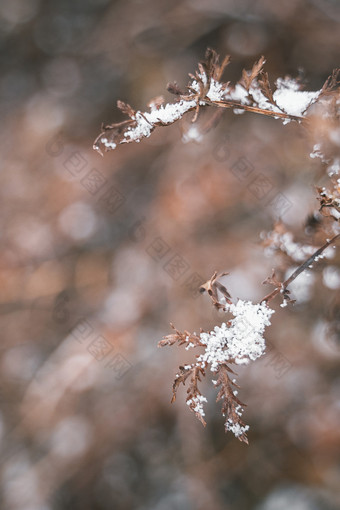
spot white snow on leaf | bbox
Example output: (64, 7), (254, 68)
(273, 78), (320, 117)
(101, 137), (116, 150)
(206, 78), (226, 101)
(226, 419), (249, 438)
(189, 75), (226, 101)
(124, 100), (197, 142)
(250, 84), (278, 112)
(198, 300), (274, 370)
(228, 83), (250, 103)
(187, 394), (207, 417)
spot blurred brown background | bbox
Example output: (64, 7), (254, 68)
(0, 0), (340, 509)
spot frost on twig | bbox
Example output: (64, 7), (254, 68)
(159, 277), (274, 444)
(93, 48), (337, 155)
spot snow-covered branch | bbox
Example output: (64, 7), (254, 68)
(94, 49), (337, 155)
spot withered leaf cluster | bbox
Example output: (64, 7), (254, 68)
(158, 272), (251, 443)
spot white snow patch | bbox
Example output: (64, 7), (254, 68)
(124, 100), (197, 142)
(226, 419), (249, 438)
(187, 394), (207, 418)
(228, 84), (250, 103)
(206, 78), (226, 101)
(273, 78), (320, 117)
(198, 300), (274, 369)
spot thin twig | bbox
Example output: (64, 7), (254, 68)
(262, 233), (340, 304)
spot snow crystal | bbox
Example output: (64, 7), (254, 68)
(190, 80), (200, 94)
(226, 419), (249, 438)
(228, 83), (249, 103)
(225, 77), (321, 124)
(273, 78), (320, 117)
(145, 100), (197, 124)
(101, 137), (116, 150)
(124, 100), (197, 142)
(189, 75), (226, 101)
(206, 78), (226, 101)
(187, 394), (207, 417)
(250, 85), (277, 112)
(235, 404), (243, 417)
(198, 300), (274, 370)
(197, 71), (208, 88)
